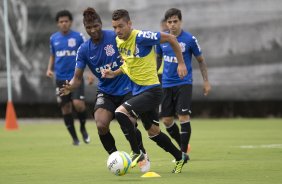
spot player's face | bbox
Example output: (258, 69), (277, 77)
(84, 20), (102, 42)
(166, 15), (182, 34)
(112, 18), (132, 40)
(57, 16), (72, 34)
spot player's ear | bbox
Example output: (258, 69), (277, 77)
(128, 20), (132, 27)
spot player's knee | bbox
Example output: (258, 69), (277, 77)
(115, 105), (129, 114)
(162, 117), (174, 127)
(147, 124), (160, 137)
(73, 100), (85, 112)
(61, 102), (72, 114)
(115, 111), (133, 130)
(114, 111), (127, 123)
(96, 121), (110, 135)
(178, 115), (190, 122)
(97, 126), (109, 135)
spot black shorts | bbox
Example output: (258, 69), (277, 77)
(122, 86), (162, 130)
(56, 79), (85, 106)
(161, 84), (192, 117)
(94, 91), (132, 116)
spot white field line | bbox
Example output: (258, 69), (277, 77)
(238, 144), (282, 149)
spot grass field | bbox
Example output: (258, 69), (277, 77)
(0, 118), (282, 184)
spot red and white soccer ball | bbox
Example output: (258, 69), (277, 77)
(107, 151), (131, 176)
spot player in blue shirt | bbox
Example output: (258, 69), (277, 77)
(46, 10), (92, 146)
(157, 18), (169, 83)
(59, 8), (150, 172)
(156, 8), (211, 154)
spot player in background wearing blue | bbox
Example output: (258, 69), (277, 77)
(102, 9), (189, 173)
(156, 8), (211, 154)
(59, 8), (150, 172)
(157, 18), (169, 83)
(46, 10), (93, 146)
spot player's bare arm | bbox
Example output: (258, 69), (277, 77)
(160, 32), (187, 79)
(59, 68), (83, 96)
(46, 55), (54, 78)
(196, 55), (211, 96)
(101, 68), (123, 79)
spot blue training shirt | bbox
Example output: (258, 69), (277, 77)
(50, 30), (85, 80)
(76, 30), (132, 96)
(156, 30), (202, 88)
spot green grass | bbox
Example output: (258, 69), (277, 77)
(0, 119), (282, 184)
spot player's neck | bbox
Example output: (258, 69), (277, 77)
(60, 30), (71, 35)
(92, 31), (103, 44)
(170, 29), (182, 37)
(123, 29), (132, 41)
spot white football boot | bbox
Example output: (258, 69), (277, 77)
(138, 153), (151, 172)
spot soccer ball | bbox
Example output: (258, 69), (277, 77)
(107, 151), (131, 176)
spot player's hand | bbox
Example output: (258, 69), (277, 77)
(203, 81), (211, 96)
(46, 70), (54, 78)
(59, 80), (71, 96)
(101, 69), (115, 78)
(177, 63), (187, 79)
(87, 73), (95, 85)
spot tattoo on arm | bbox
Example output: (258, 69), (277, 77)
(75, 73), (83, 80)
(198, 60), (209, 81)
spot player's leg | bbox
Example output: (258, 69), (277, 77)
(176, 84), (192, 153)
(141, 111), (182, 160)
(142, 113), (189, 173)
(163, 117), (181, 147)
(121, 93), (147, 155)
(72, 79), (90, 144)
(94, 93), (117, 154)
(56, 81), (79, 145)
(161, 87), (181, 147)
(131, 86), (188, 173)
(115, 105), (141, 161)
(73, 99), (89, 143)
(118, 87), (158, 168)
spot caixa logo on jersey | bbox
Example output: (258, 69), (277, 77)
(164, 55), (178, 63)
(95, 61), (119, 73)
(68, 38), (76, 47)
(104, 44), (115, 56)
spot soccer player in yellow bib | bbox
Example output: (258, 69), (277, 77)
(102, 9), (189, 173)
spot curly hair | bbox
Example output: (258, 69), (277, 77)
(112, 9), (130, 21)
(83, 7), (102, 24)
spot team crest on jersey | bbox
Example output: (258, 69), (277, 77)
(68, 38), (76, 47)
(104, 44), (115, 56)
(179, 42), (186, 52)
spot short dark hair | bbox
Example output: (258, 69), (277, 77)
(164, 8), (182, 21)
(55, 10), (73, 22)
(112, 9), (130, 21)
(83, 7), (102, 24)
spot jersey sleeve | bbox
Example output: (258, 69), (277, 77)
(49, 36), (55, 55)
(191, 36), (202, 57)
(136, 31), (161, 46)
(78, 32), (86, 45)
(75, 45), (87, 70)
(155, 44), (163, 55)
